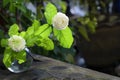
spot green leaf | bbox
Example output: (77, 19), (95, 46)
(15, 4), (26, 13)
(25, 26), (34, 39)
(3, 47), (12, 67)
(44, 3), (57, 24)
(37, 5), (43, 20)
(26, 36), (38, 47)
(79, 26), (90, 41)
(3, 0), (10, 7)
(0, 29), (4, 38)
(26, 26), (34, 36)
(53, 27), (74, 48)
(35, 24), (52, 37)
(32, 20), (41, 31)
(88, 22), (96, 33)
(9, 3), (16, 13)
(19, 31), (26, 38)
(60, 1), (67, 13)
(36, 37), (54, 50)
(16, 50), (26, 64)
(1, 39), (8, 47)
(8, 24), (19, 36)
(25, 26), (36, 47)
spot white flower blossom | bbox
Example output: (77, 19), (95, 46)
(52, 12), (69, 30)
(8, 35), (26, 52)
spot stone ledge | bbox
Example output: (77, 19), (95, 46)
(0, 54), (120, 80)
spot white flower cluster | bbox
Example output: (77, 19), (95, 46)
(52, 12), (69, 30)
(8, 35), (26, 52)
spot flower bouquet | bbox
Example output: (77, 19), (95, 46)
(1, 3), (74, 73)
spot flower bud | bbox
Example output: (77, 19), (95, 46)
(52, 12), (69, 30)
(8, 35), (26, 52)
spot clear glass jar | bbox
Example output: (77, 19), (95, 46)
(7, 48), (33, 73)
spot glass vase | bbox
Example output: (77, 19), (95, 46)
(7, 48), (33, 73)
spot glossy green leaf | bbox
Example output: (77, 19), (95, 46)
(19, 31), (26, 38)
(16, 50), (26, 64)
(26, 36), (38, 47)
(32, 20), (40, 31)
(36, 37), (54, 50)
(1, 39), (8, 47)
(53, 27), (74, 48)
(3, 47), (12, 67)
(25, 26), (36, 47)
(44, 3), (57, 24)
(35, 24), (52, 37)
(8, 24), (19, 36)
(26, 26), (34, 36)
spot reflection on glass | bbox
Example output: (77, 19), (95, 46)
(8, 49), (33, 73)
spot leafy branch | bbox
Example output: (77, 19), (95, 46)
(1, 2), (74, 68)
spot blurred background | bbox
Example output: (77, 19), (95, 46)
(0, 0), (120, 77)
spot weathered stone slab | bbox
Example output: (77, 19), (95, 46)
(0, 54), (120, 80)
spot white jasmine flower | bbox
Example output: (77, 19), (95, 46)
(52, 12), (69, 30)
(8, 35), (26, 52)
